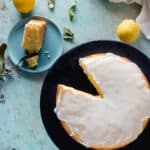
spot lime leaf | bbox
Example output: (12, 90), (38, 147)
(0, 43), (7, 74)
(0, 56), (4, 73)
(69, 2), (76, 21)
(64, 28), (74, 40)
(48, 0), (55, 9)
(64, 35), (74, 40)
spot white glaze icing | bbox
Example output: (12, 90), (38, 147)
(55, 53), (150, 148)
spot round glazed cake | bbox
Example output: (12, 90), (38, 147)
(55, 53), (150, 149)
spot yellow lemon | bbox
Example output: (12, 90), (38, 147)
(117, 19), (140, 43)
(13, 0), (35, 14)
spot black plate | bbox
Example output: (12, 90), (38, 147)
(40, 40), (150, 150)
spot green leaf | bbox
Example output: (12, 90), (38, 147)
(69, 2), (76, 21)
(48, 0), (55, 9)
(64, 35), (73, 40)
(64, 28), (74, 36)
(0, 43), (7, 74)
(0, 43), (14, 79)
(0, 56), (4, 73)
(63, 28), (74, 40)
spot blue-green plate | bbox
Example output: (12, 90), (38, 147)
(7, 16), (63, 73)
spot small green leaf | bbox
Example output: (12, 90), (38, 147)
(0, 43), (7, 74)
(63, 28), (74, 41)
(64, 35), (73, 40)
(69, 2), (76, 21)
(64, 28), (74, 36)
(0, 56), (4, 73)
(48, 0), (55, 9)
(0, 43), (14, 79)
(0, 43), (6, 56)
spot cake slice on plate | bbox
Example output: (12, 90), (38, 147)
(21, 19), (46, 68)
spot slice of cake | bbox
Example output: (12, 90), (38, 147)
(55, 53), (150, 149)
(22, 19), (46, 53)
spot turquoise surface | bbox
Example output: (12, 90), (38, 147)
(8, 16), (63, 73)
(0, 0), (150, 150)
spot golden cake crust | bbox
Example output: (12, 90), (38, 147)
(56, 53), (150, 150)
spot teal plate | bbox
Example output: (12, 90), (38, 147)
(7, 16), (63, 73)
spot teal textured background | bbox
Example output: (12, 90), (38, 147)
(0, 0), (149, 150)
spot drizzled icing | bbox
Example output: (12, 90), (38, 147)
(55, 53), (150, 148)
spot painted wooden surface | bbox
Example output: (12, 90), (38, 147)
(0, 0), (150, 150)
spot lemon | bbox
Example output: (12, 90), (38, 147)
(13, 0), (35, 14)
(117, 19), (140, 43)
